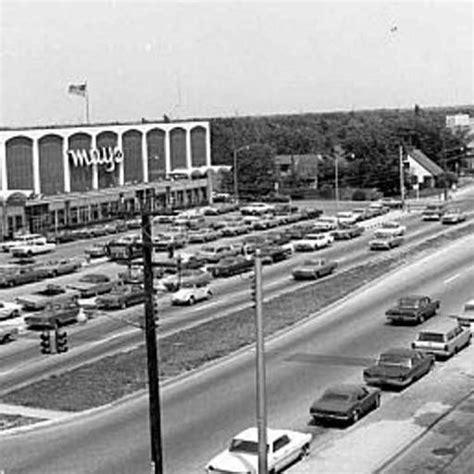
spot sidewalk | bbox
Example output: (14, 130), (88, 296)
(288, 344), (474, 473)
(0, 403), (70, 421)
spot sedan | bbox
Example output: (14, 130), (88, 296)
(161, 268), (212, 292)
(309, 384), (381, 425)
(292, 258), (337, 280)
(293, 233), (333, 251)
(206, 427), (311, 474)
(369, 234), (403, 251)
(171, 283), (213, 306)
(67, 274), (114, 298)
(363, 348), (435, 388)
(95, 285), (146, 310)
(85, 244), (108, 259)
(211, 256), (254, 278)
(0, 301), (22, 321)
(38, 259), (82, 277)
(441, 209), (466, 225)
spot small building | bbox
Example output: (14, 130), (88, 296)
(405, 148), (444, 188)
(275, 154), (326, 187)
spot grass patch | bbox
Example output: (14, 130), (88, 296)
(2, 222), (473, 412)
(0, 414), (46, 431)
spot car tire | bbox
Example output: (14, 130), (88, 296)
(188, 296), (195, 305)
(351, 410), (359, 424)
(11, 309), (20, 319)
(299, 443), (310, 459)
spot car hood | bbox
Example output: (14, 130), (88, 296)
(365, 364), (409, 378)
(173, 288), (195, 299)
(310, 399), (354, 413)
(207, 451), (257, 473)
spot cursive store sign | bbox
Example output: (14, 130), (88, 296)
(67, 146), (124, 172)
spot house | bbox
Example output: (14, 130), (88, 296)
(405, 148), (444, 188)
(275, 154), (333, 188)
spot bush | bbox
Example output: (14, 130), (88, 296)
(352, 189), (367, 201)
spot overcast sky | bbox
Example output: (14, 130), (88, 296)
(0, 0), (472, 127)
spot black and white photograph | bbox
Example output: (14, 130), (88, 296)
(0, 1), (473, 473)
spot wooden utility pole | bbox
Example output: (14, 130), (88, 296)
(141, 210), (164, 474)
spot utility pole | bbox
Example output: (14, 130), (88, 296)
(334, 153), (339, 211)
(254, 250), (268, 474)
(399, 144), (405, 210)
(141, 208), (164, 474)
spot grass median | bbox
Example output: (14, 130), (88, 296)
(2, 222), (474, 413)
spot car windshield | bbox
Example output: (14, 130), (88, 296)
(80, 275), (106, 283)
(201, 246), (216, 253)
(398, 298), (420, 308)
(418, 332), (445, 342)
(321, 392), (351, 402)
(378, 354), (412, 367)
(383, 222), (398, 228)
(303, 260), (321, 266)
(229, 439), (265, 454)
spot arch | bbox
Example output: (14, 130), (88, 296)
(170, 127), (186, 170)
(191, 126), (207, 167)
(122, 129), (143, 184)
(38, 134), (64, 195)
(146, 128), (166, 181)
(5, 136), (34, 190)
(96, 131), (119, 188)
(68, 132), (93, 192)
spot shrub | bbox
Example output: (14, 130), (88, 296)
(352, 189), (367, 201)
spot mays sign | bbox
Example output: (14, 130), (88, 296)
(67, 146), (124, 172)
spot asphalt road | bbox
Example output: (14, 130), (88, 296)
(1, 229), (474, 473)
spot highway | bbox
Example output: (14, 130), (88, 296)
(1, 223), (474, 472)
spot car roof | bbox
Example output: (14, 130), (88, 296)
(323, 383), (365, 395)
(382, 348), (419, 357)
(399, 295), (426, 301)
(418, 317), (460, 333)
(234, 427), (287, 444)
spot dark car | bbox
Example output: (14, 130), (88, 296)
(67, 273), (114, 298)
(253, 245), (291, 265)
(310, 384), (381, 425)
(292, 258), (337, 280)
(211, 256), (254, 278)
(96, 284), (146, 310)
(363, 348), (435, 389)
(24, 299), (81, 330)
(85, 244), (108, 259)
(331, 225), (364, 240)
(386, 295), (440, 325)
(17, 284), (79, 311)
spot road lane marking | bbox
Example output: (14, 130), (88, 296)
(444, 273), (460, 284)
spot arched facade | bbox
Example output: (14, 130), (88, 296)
(39, 134), (64, 195)
(170, 127), (187, 170)
(123, 129), (143, 184)
(69, 133), (93, 193)
(5, 136), (34, 191)
(147, 128), (166, 182)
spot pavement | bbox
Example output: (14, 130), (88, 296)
(288, 342), (474, 473)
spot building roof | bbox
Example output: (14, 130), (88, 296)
(407, 148), (444, 176)
(275, 154), (324, 166)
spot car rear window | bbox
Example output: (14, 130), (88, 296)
(418, 332), (445, 343)
(378, 354), (412, 367)
(321, 392), (351, 402)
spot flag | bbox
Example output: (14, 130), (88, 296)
(390, 24), (398, 33)
(68, 83), (87, 97)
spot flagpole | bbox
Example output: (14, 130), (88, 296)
(85, 81), (90, 124)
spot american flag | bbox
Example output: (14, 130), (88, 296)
(68, 83), (87, 96)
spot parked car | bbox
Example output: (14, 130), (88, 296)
(367, 202), (389, 217)
(309, 384), (381, 425)
(96, 284), (146, 310)
(251, 245), (291, 265)
(205, 427), (311, 474)
(336, 211), (358, 226)
(0, 300), (22, 321)
(38, 259), (82, 278)
(385, 295), (440, 325)
(10, 240), (56, 258)
(1, 234), (47, 253)
(292, 258), (337, 280)
(312, 217), (338, 232)
(24, 299), (81, 330)
(351, 208), (370, 222)
(375, 221), (406, 237)
(171, 282), (213, 305)
(211, 256), (254, 278)
(300, 207), (324, 219)
(0, 265), (49, 287)
(331, 225), (364, 240)
(363, 348), (435, 388)
(240, 202), (275, 216)
(264, 231), (292, 246)
(17, 284), (79, 311)
(369, 234), (403, 250)
(67, 273), (114, 298)
(85, 244), (108, 259)
(293, 232), (333, 251)
(454, 298), (474, 331)
(422, 203), (446, 221)
(379, 197), (403, 209)
(411, 318), (472, 359)
(195, 244), (241, 264)
(441, 208), (466, 225)
(161, 268), (212, 292)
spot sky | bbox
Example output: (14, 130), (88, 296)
(0, 0), (473, 128)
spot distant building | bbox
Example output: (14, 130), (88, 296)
(275, 154), (327, 187)
(405, 148), (444, 188)
(446, 113), (474, 172)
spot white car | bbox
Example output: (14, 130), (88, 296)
(10, 240), (56, 257)
(1, 234), (47, 253)
(240, 202), (275, 216)
(312, 216), (338, 231)
(293, 232), (333, 251)
(374, 221), (406, 237)
(171, 283), (213, 305)
(205, 427), (311, 474)
(336, 211), (358, 226)
(0, 301), (22, 321)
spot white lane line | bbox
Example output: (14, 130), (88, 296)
(444, 273), (460, 284)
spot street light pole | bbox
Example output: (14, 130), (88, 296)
(233, 147), (239, 203)
(334, 154), (339, 210)
(399, 144), (406, 210)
